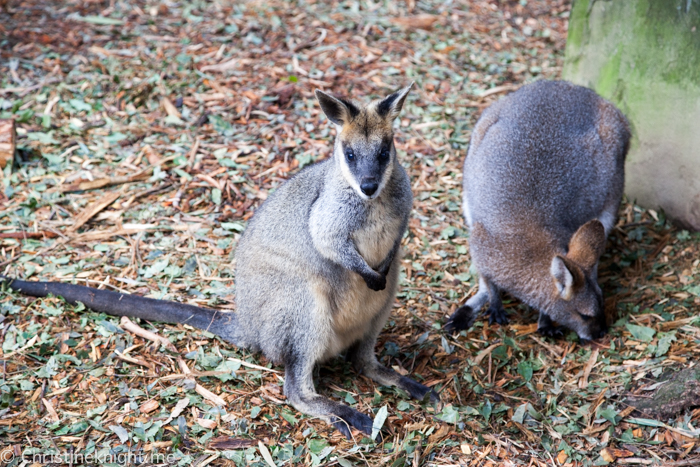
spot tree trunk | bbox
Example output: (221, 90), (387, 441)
(563, 0), (700, 230)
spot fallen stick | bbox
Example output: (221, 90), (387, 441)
(60, 155), (177, 193)
(0, 231), (60, 239)
(195, 384), (227, 407)
(69, 190), (122, 232)
(114, 350), (153, 368)
(120, 316), (177, 352)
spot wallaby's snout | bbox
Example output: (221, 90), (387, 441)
(360, 178), (379, 197)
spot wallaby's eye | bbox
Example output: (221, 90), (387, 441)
(578, 312), (593, 322)
(345, 148), (355, 162)
(378, 147), (390, 162)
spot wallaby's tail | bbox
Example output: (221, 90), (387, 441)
(1, 276), (238, 343)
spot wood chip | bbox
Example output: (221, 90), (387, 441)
(42, 398), (60, 422)
(68, 190), (122, 232)
(161, 97), (181, 118)
(579, 348), (599, 388)
(195, 384), (227, 407)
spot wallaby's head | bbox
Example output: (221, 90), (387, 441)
(547, 220), (608, 341)
(315, 84), (413, 200)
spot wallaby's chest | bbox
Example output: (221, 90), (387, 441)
(352, 202), (403, 268)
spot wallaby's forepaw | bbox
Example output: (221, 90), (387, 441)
(364, 272), (386, 291)
(399, 376), (440, 404)
(486, 305), (509, 325)
(330, 409), (374, 440)
(444, 305), (476, 334)
(538, 323), (566, 338)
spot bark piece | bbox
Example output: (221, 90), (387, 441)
(0, 119), (16, 169)
(68, 190), (122, 232)
(627, 367), (700, 419)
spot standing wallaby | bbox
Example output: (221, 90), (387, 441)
(2, 83), (437, 439)
(444, 80), (630, 341)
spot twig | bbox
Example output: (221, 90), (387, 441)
(119, 316), (177, 352)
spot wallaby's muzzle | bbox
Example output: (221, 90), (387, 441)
(360, 178), (379, 196)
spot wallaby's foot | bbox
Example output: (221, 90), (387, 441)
(328, 406), (374, 439)
(398, 376), (439, 404)
(485, 305), (509, 325)
(444, 305), (476, 333)
(538, 314), (565, 338)
(285, 361), (375, 440)
(538, 323), (565, 338)
(346, 344), (440, 406)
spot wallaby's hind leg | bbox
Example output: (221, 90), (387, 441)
(537, 313), (565, 338)
(347, 333), (439, 404)
(484, 279), (508, 325)
(284, 354), (373, 440)
(444, 276), (490, 333)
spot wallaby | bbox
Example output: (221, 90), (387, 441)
(2, 83), (438, 439)
(444, 80), (630, 341)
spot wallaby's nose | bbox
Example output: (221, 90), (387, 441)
(360, 180), (379, 197)
(595, 327), (607, 339)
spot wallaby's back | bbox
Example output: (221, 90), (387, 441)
(464, 80), (629, 240)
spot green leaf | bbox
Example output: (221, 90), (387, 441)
(436, 404), (460, 424)
(397, 400), (410, 411)
(76, 15), (125, 25)
(281, 410), (297, 425)
(69, 99), (92, 112)
(517, 361), (533, 382)
(371, 405), (389, 440)
(655, 332), (676, 357)
(626, 417), (665, 428)
(512, 403), (527, 424)
(142, 259), (169, 278)
(209, 114), (233, 135)
(27, 131), (59, 145)
(308, 438), (329, 455)
(109, 424), (130, 443)
(221, 222), (245, 232)
(596, 406), (618, 425)
(479, 399), (492, 422)
(19, 380), (35, 391)
(625, 323), (656, 342)
(164, 114), (185, 126)
(212, 188), (222, 205)
(213, 360), (240, 382)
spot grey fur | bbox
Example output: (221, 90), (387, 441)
(445, 80), (630, 341)
(3, 85), (437, 439)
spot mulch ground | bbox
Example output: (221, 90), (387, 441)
(1, 0), (699, 466)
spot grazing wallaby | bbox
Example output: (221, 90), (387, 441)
(2, 83), (438, 439)
(444, 80), (630, 341)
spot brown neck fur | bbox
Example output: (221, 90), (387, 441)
(470, 223), (567, 310)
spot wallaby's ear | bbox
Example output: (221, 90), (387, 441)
(551, 255), (583, 300)
(567, 220), (606, 271)
(315, 90), (359, 126)
(376, 82), (414, 121)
